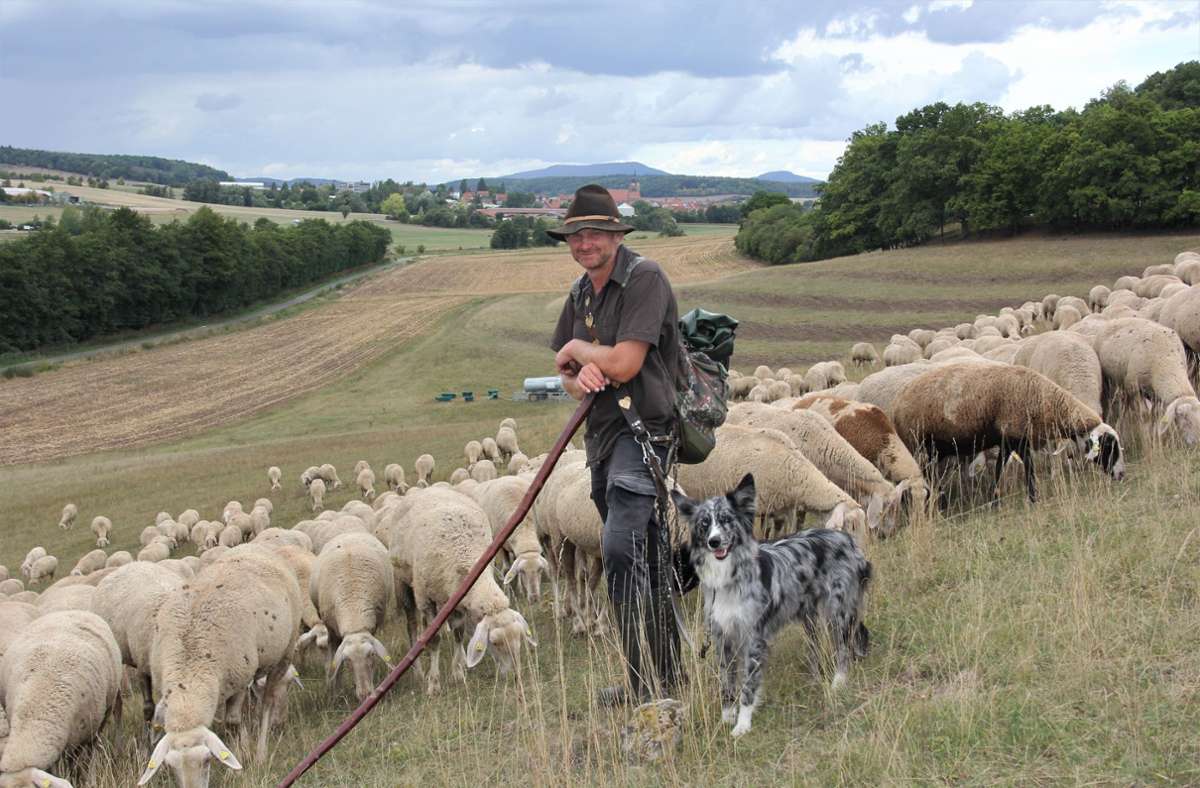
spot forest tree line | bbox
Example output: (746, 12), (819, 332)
(0, 206), (390, 353)
(736, 62), (1200, 265)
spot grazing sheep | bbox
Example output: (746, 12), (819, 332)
(1107, 290), (1145, 311)
(220, 501), (243, 524)
(27, 555), (57, 585)
(301, 465), (322, 488)
(729, 376), (757, 400)
(137, 538), (173, 563)
(92, 562), (186, 740)
(57, 503), (77, 530)
(1078, 317), (1200, 444)
(449, 467), (471, 485)
(19, 547), (46, 582)
(1159, 282), (1189, 301)
(249, 505), (271, 536)
(892, 363), (1125, 502)
(677, 424), (868, 541)
(90, 515), (113, 547)
(319, 463), (343, 490)
(481, 437), (501, 463)
(803, 361), (847, 392)
(294, 516), (370, 553)
(792, 395), (928, 504)
(507, 452), (530, 476)
(1135, 274), (1182, 299)
(268, 465), (283, 491)
(353, 459), (371, 477)
(70, 549), (108, 577)
(856, 360), (937, 418)
(0, 579), (25, 596)
(357, 467), (377, 502)
(310, 532), (394, 701)
(0, 601), (37, 661)
(766, 380), (791, 402)
(727, 402), (909, 537)
(753, 365), (773, 380)
(105, 551), (133, 569)
(310, 477), (327, 512)
(253, 527), (314, 554)
(464, 440), (483, 465)
(415, 454), (436, 487)
(466, 475), (549, 603)
(1042, 294), (1060, 321)
(470, 459), (498, 483)
(388, 490), (534, 695)
(384, 463), (408, 493)
(496, 426), (521, 461)
(1089, 285), (1111, 312)
(141, 545), (304, 784)
(954, 323), (976, 340)
(883, 341), (922, 367)
(1013, 331), (1104, 415)
(1144, 263), (1176, 278)
(1175, 256), (1200, 285)
(908, 328), (936, 348)
(499, 417), (517, 432)
(850, 342), (880, 367)
(1157, 286), (1200, 362)
(0, 611), (122, 788)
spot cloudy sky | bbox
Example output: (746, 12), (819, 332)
(1, 0), (1196, 183)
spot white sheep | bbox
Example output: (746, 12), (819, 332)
(464, 440), (484, 466)
(466, 475), (549, 602)
(218, 523), (244, 548)
(0, 610), (122, 788)
(70, 548), (108, 577)
(249, 505), (271, 536)
(268, 465), (283, 491)
(753, 365), (773, 380)
(27, 555), (57, 585)
(449, 467), (471, 485)
(677, 424), (868, 541)
(1089, 285), (1111, 312)
(310, 477), (327, 512)
(727, 402), (909, 537)
(57, 503), (77, 530)
(1135, 274), (1182, 299)
(300, 465), (321, 488)
(388, 490), (534, 695)
(1012, 331), (1104, 416)
(141, 545), (303, 784)
(253, 527), (314, 554)
(294, 516), (370, 553)
(19, 547), (46, 582)
(356, 467), (377, 502)
(481, 437), (501, 463)
(319, 463), (343, 490)
(0, 578), (25, 596)
(1042, 294), (1060, 320)
(311, 532), (394, 700)
(850, 342), (880, 367)
(470, 459), (498, 483)
(353, 459), (372, 477)
(883, 341), (922, 366)
(803, 361), (846, 392)
(507, 452), (530, 476)
(104, 551), (133, 569)
(384, 462), (408, 493)
(137, 538), (173, 563)
(88, 515), (113, 547)
(0, 601), (37, 661)
(496, 426), (520, 460)
(1157, 285), (1200, 360)
(414, 454), (436, 487)
(856, 360), (938, 417)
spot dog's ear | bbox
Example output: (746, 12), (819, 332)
(671, 489), (697, 521)
(727, 473), (757, 521)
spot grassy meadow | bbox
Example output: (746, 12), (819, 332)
(2, 229), (1200, 785)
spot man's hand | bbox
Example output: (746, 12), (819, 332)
(555, 339), (586, 376)
(575, 362), (608, 393)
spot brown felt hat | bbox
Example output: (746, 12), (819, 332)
(546, 184), (634, 241)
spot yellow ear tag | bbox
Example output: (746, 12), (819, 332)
(383, 655), (392, 663)
(42, 780), (51, 788)
(474, 643), (485, 652)
(219, 751), (230, 760)
(148, 761), (157, 769)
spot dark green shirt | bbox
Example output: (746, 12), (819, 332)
(551, 245), (681, 467)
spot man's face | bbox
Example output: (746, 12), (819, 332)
(566, 228), (624, 272)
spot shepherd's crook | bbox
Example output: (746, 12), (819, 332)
(277, 393), (594, 787)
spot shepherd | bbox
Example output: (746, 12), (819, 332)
(549, 184), (683, 705)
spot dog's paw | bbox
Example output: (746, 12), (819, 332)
(730, 720), (751, 739)
(721, 706), (737, 724)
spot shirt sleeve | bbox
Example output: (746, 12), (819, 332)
(550, 293), (575, 351)
(616, 268), (671, 347)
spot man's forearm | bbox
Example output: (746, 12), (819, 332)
(560, 339), (646, 384)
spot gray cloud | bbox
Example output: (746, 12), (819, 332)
(195, 92), (242, 112)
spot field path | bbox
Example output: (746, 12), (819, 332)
(0, 236), (754, 464)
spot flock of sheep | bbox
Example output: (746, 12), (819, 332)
(2, 250), (1198, 786)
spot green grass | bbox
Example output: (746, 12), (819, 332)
(2, 229), (1200, 785)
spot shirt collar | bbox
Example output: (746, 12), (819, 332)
(573, 244), (636, 301)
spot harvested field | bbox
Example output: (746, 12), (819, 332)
(0, 235), (751, 464)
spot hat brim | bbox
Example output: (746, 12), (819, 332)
(546, 218), (635, 241)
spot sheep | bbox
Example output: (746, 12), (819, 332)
(1157, 285), (1200, 362)
(57, 503), (77, 530)
(1135, 274), (1182, 298)
(883, 341), (922, 367)
(91, 561), (187, 740)
(19, 548), (46, 582)
(27, 555), (57, 585)
(0, 610), (122, 788)
(341, 499), (376, 523)
(88, 515), (113, 548)
(507, 452), (530, 476)
(908, 328), (936, 349)
(253, 527), (314, 553)
(753, 365), (773, 380)
(387, 490), (534, 695)
(542, 472), (612, 635)
(766, 380), (791, 401)
(466, 475), (549, 603)
(464, 440), (483, 466)
(140, 544), (303, 784)
(1175, 256), (1200, 285)
(1107, 289), (1145, 310)
(804, 361), (847, 392)
(105, 550), (133, 569)
(850, 342), (880, 367)
(310, 532), (394, 701)
(1159, 282), (1189, 301)
(0, 579), (24, 596)
(248, 505), (271, 537)
(496, 426), (521, 461)
(470, 459), (498, 483)
(301, 465), (322, 488)
(178, 507), (201, 527)
(954, 323), (976, 340)
(1079, 317), (1200, 444)
(357, 467), (377, 502)
(353, 460), (371, 477)
(449, 467), (471, 485)
(1089, 285), (1111, 312)
(1144, 263), (1176, 278)
(481, 437), (501, 463)
(499, 417), (518, 432)
(856, 359), (938, 418)
(1042, 294), (1060, 320)
(1139, 297), (1167, 322)
(415, 454), (436, 487)
(70, 548), (108, 577)
(294, 516), (370, 554)
(676, 424), (868, 542)
(792, 395), (929, 505)
(220, 500), (243, 524)
(137, 538), (172, 563)
(970, 335), (1012, 355)
(268, 465), (283, 491)
(319, 463), (343, 490)
(727, 402), (909, 537)
(310, 477), (327, 512)
(994, 314), (1021, 338)
(729, 376), (757, 400)
(384, 462), (408, 493)
(892, 363), (1125, 502)
(775, 367), (794, 380)
(0, 601), (37, 661)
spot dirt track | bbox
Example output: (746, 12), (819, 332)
(0, 237), (754, 465)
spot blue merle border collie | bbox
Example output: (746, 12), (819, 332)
(672, 473), (872, 739)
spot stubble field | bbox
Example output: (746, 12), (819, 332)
(2, 228), (1200, 786)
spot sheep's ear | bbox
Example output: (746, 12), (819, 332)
(825, 503), (847, 531)
(204, 728), (242, 771)
(368, 634), (392, 665)
(502, 557), (525, 586)
(536, 555), (550, 574)
(466, 619), (490, 668)
(966, 452), (986, 478)
(865, 493), (883, 531)
(297, 628), (319, 649)
(514, 611), (537, 648)
(138, 735), (172, 785)
(1160, 399), (1180, 435)
(327, 640), (348, 682)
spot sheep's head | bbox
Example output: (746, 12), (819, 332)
(297, 623), (330, 653)
(502, 552), (550, 602)
(139, 727), (241, 788)
(1077, 423), (1125, 481)
(1161, 396), (1200, 447)
(825, 502), (868, 547)
(328, 632), (391, 701)
(875, 479), (913, 538)
(0, 768), (75, 788)
(467, 609), (535, 675)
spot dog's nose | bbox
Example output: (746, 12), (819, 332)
(708, 537), (721, 549)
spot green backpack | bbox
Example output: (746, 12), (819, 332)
(674, 308), (738, 464)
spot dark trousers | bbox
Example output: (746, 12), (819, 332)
(590, 432), (680, 696)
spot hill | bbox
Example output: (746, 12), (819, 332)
(499, 161), (670, 179)
(452, 173), (820, 198)
(0, 145), (229, 186)
(237, 176), (342, 186)
(756, 169), (821, 183)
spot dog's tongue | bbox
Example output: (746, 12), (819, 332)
(713, 547), (729, 560)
